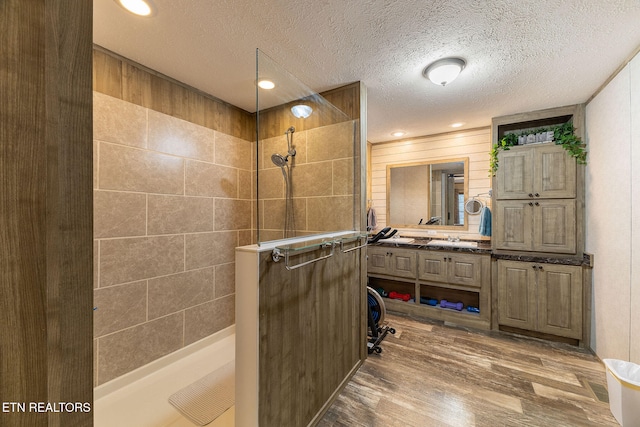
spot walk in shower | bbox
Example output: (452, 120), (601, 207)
(255, 49), (363, 243)
(236, 50), (367, 426)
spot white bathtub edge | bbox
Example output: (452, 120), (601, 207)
(94, 324), (235, 400)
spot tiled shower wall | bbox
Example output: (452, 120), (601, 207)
(93, 92), (253, 385)
(258, 120), (357, 242)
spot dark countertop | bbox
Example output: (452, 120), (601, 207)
(370, 239), (592, 266)
(492, 252), (591, 266)
(371, 239), (492, 254)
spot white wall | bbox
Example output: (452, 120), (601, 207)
(585, 50), (640, 363)
(370, 127), (491, 238)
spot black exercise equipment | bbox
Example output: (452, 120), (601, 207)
(367, 227), (397, 244)
(366, 286), (395, 354)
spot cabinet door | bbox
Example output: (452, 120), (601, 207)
(417, 251), (448, 283)
(367, 247), (389, 275)
(534, 144), (576, 198)
(497, 261), (537, 330)
(495, 147), (534, 199)
(533, 200), (576, 254)
(447, 253), (483, 288)
(494, 201), (533, 251)
(537, 264), (582, 339)
(389, 249), (417, 279)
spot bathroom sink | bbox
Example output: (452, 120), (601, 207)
(387, 237), (415, 244)
(426, 240), (478, 249)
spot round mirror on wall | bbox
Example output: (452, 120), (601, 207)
(464, 198), (484, 215)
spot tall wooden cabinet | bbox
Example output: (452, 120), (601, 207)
(494, 143), (578, 254)
(491, 105), (589, 345)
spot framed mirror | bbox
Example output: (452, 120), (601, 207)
(387, 158), (469, 229)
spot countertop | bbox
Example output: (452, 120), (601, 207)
(369, 238), (592, 266)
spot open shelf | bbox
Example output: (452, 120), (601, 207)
(369, 277), (415, 303)
(419, 284), (480, 312)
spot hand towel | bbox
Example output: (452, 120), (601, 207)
(479, 206), (492, 236)
(367, 207), (377, 231)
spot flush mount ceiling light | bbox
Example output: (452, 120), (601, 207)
(291, 104), (313, 119)
(116, 0), (155, 16)
(423, 58), (466, 86)
(450, 122), (464, 128)
(391, 131), (406, 137)
(257, 79), (275, 90)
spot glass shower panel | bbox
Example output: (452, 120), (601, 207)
(256, 49), (358, 244)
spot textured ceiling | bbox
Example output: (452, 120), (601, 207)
(94, 0), (640, 143)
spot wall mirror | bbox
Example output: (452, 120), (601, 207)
(387, 158), (469, 229)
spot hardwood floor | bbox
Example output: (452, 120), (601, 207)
(318, 312), (617, 427)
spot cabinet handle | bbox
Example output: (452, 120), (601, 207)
(534, 202), (539, 206)
(535, 193), (540, 197)
(528, 193), (534, 198)
(528, 202), (534, 206)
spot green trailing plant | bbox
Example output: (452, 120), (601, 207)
(553, 122), (588, 165)
(489, 122), (587, 176)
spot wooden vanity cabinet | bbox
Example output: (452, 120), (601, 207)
(367, 246), (416, 279)
(418, 251), (482, 288)
(497, 260), (582, 339)
(367, 246), (491, 330)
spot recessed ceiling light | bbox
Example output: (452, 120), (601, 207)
(423, 57), (466, 86)
(257, 80), (275, 90)
(391, 131), (405, 137)
(116, 0), (155, 16)
(291, 105), (313, 119)
(450, 122), (464, 128)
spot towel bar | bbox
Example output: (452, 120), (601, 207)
(272, 241), (335, 271)
(340, 235), (367, 253)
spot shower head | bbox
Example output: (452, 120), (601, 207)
(285, 126), (295, 134)
(271, 153), (288, 167)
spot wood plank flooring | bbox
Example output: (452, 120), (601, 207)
(318, 312), (617, 427)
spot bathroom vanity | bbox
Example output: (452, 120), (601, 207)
(367, 240), (492, 331)
(371, 104), (592, 347)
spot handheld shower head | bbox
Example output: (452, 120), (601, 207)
(286, 126), (295, 134)
(271, 153), (288, 167)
